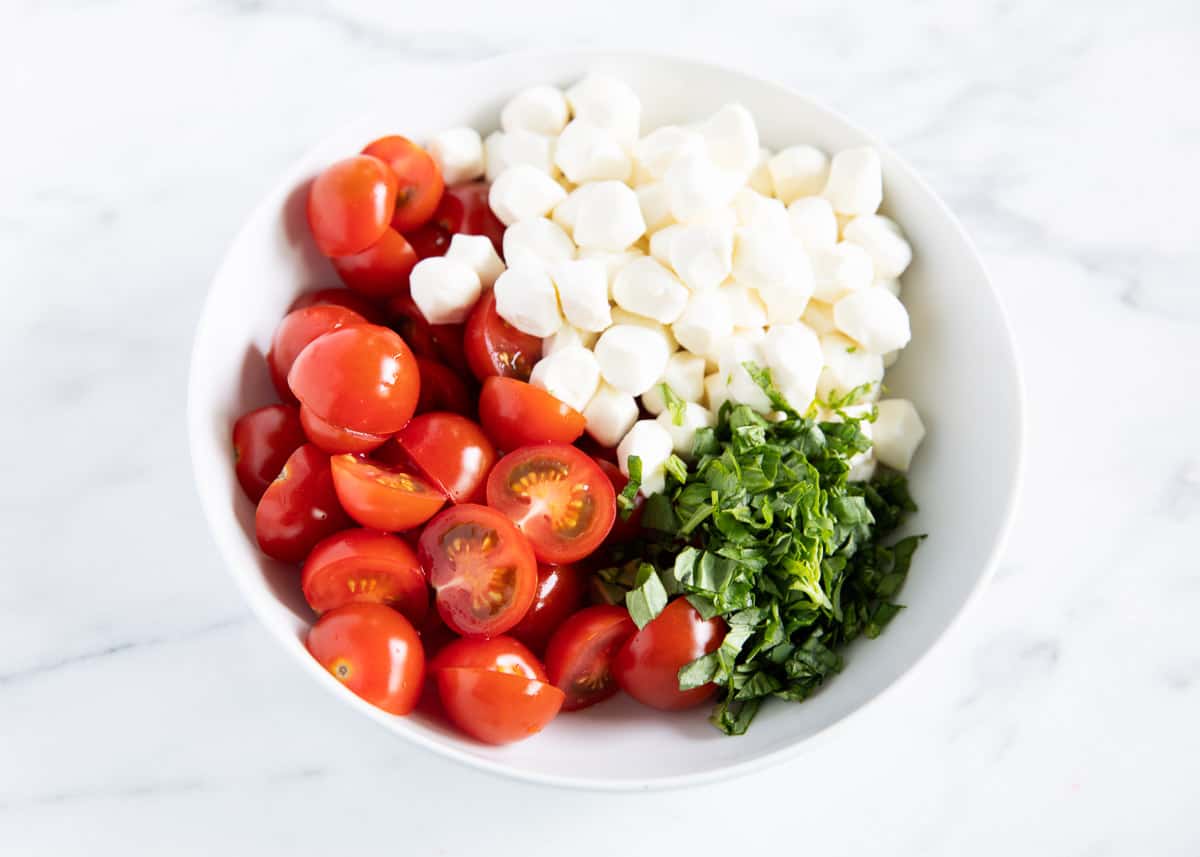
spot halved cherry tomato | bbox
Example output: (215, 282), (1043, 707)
(431, 181), (505, 254)
(509, 564), (587, 655)
(306, 603), (424, 715)
(288, 323), (419, 435)
(300, 405), (390, 455)
(267, 305), (366, 402)
(478, 377), (585, 451)
(289, 288), (386, 324)
(429, 635), (546, 681)
(464, 291), (543, 382)
(418, 504), (538, 637)
(255, 444), (351, 563)
(486, 444), (616, 564)
(436, 668), (564, 745)
(301, 529), (427, 621)
(307, 155), (397, 257)
(545, 606), (637, 711)
(362, 136), (444, 233)
(387, 294), (469, 377)
(403, 222), (451, 260)
(596, 459), (645, 544)
(232, 404), (305, 502)
(415, 358), (473, 417)
(330, 454), (445, 532)
(614, 598), (727, 711)
(331, 228), (418, 299)
(395, 413), (495, 505)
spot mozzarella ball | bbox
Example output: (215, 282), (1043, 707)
(565, 74), (641, 143)
(641, 351), (708, 415)
(612, 257), (689, 324)
(733, 188), (790, 233)
(665, 151), (742, 223)
(878, 277), (902, 298)
(788, 196), (839, 252)
(672, 289), (733, 359)
(833, 286), (912, 353)
(705, 371), (731, 414)
(529, 344), (601, 412)
(409, 257), (482, 324)
(717, 336), (773, 414)
(872, 399), (926, 471)
(573, 181), (646, 251)
(656, 402), (715, 459)
(669, 219), (735, 293)
(501, 85), (569, 136)
(594, 324), (673, 396)
(721, 282), (768, 329)
(883, 349), (900, 368)
(583, 382), (640, 449)
(801, 299), (837, 335)
(445, 233), (505, 288)
(698, 103), (759, 176)
(636, 182), (673, 234)
(732, 225), (814, 324)
(484, 129), (555, 180)
(761, 323), (823, 412)
(550, 259), (612, 332)
(768, 145), (830, 204)
(576, 248), (642, 296)
(610, 306), (678, 351)
(648, 223), (683, 265)
(427, 127), (485, 185)
(747, 147), (774, 195)
(555, 119), (632, 184)
(822, 146), (882, 216)
(617, 420), (674, 495)
(842, 214), (912, 279)
(550, 184), (596, 233)
(502, 218), (575, 271)
(488, 165), (567, 226)
(817, 333), (884, 403)
(633, 125), (705, 180)
(810, 242), (874, 303)
(542, 323), (598, 356)
(493, 265), (562, 337)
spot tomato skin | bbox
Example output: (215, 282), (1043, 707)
(307, 155), (398, 257)
(509, 564), (587, 655)
(300, 405), (390, 455)
(545, 606), (637, 711)
(478, 377), (586, 451)
(289, 288), (387, 324)
(614, 598), (727, 711)
(331, 228), (418, 299)
(415, 358), (473, 417)
(596, 459), (645, 543)
(306, 603), (424, 716)
(464, 291), (543, 382)
(255, 444), (352, 564)
(330, 454), (446, 532)
(287, 323), (420, 435)
(437, 668), (564, 744)
(429, 635), (547, 681)
(403, 222), (451, 260)
(362, 136), (444, 233)
(232, 404), (306, 502)
(395, 413), (496, 505)
(267, 305), (366, 402)
(387, 294), (470, 378)
(432, 182), (505, 253)
(301, 529), (428, 622)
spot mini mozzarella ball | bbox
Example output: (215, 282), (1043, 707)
(731, 224), (814, 324)
(717, 336), (772, 414)
(565, 74), (641, 143)
(609, 306), (678, 352)
(757, 268), (815, 327)
(409, 257), (482, 325)
(427, 127), (485, 185)
(633, 125), (705, 180)
(550, 184), (595, 233)
(787, 196), (839, 252)
(704, 371), (731, 414)
(883, 349), (900, 368)
(576, 248), (642, 296)
(542, 323), (598, 356)
(612, 257), (689, 324)
(595, 324), (673, 396)
(572, 181), (646, 251)
(842, 214), (912, 279)
(583, 382), (639, 449)
(698, 104), (759, 176)
(672, 289), (733, 359)
(493, 265), (562, 337)
(636, 182), (673, 234)
(641, 351), (708, 415)
(748, 147), (774, 195)
(488, 165), (567, 227)
(801, 299), (837, 335)
(665, 152), (742, 223)
(833, 286), (912, 354)
(445, 233), (505, 288)
(768, 145), (830, 204)
(817, 333), (884, 403)
(529, 345), (601, 412)
(733, 188), (790, 234)
(878, 277), (902, 298)
(502, 218), (575, 271)
(873, 399), (926, 471)
(761, 323), (823, 412)
(822, 146), (882, 216)
(720, 282), (768, 330)
(668, 220), (735, 293)
(617, 419), (674, 496)
(656, 402), (715, 459)
(554, 119), (632, 184)
(547, 259), (610, 333)
(810, 242), (874, 303)
(648, 223), (683, 265)
(501, 85), (569, 136)
(484, 129), (555, 181)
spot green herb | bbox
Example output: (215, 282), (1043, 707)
(625, 563), (669, 629)
(617, 455), (642, 520)
(664, 454), (688, 485)
(660, 383), (688, 426)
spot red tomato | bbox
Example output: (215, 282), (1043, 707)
(232, 404), (305, 502)
(545, 606), (637, 711)
(301, 529), (427, 622)
(418, 504), (538, 637)
(415, 358), (473, 417)
(330, 454), (446, 532)
(614, 598), (727, 711)
(288, 287), (386, 323)
(429, 635), (547, 681)
(288, 323), (419, 435)
(486, 444), (616, 564)
(388, 294), (470, 377)
(307, 155), (397, 257)
(463, 291), (543, 382)
(509, 564), (587, 655)
(431, 181), (505, 253)
(436, 668), (564, 745)
(416, 610), (458, 660)
(362, 136), (444, 233)
(266, 305), (366, 402)
(331, 228), (418, 299)
(596, 459), (645, 543)
(300, 405), (390, 455)
(395, 413), (496, 504)
(404, 222), (451, 259)
(306, 603), (424, 715)
(255, 444), (351, 563)
(478, 377), (585, 451)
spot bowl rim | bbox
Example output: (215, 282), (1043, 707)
(187, 47), (1026, 792)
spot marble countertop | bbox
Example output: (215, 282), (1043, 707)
(3, 1), (1198, 853)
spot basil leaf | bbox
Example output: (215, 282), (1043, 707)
(625, 563), (668, 629)
(617, 455), (642, 519)
(660, 382), (687, 426)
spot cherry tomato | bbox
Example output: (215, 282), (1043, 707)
(509, 564), (587, 655)
(416, 609), (458, 660)
(331, 228), (418, 299)
(307, 155), (397, 257)
(289, 288), (387, 324)
(394, 413), (496, 505)
(255, 444), (351, 563)
(301, 529), (427, 621)
(306, 603), (424, 715)
(330, 453), (446, 532)
(478, 377), (585, 451)
(300, 405), (390, 455)
(415, 358), (473, 417)
(545, 606), (637, 711)
(431, 181), (505, 253)
(429, 635), (547, 681)
(614, 598), (727, 711)
(436, 668), (564, 745)
(403, 222), (451, 259)
(387, 294), (470, 377)
(464, 291), (543, 382)
(486, 444), (616, 564)
(362, 136), (444, 233)
(418, 504), (538, 637)
(267, 305), (366, 402)
(596, 459), (645, 543)
(288, 323), (419, 435)
(232, 404), (305, 502)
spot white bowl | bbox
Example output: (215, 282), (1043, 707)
(188, 50), (1023, 791)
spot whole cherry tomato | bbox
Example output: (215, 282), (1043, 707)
(301, 529), (427, 622)
(331, 228), (418, 299)
(464, 291), (542, 382)
(429, 635), (546, 681)
(299, 405), (390, 455)
(288, 288), (386, 324)
(403, 222), (451, 260)
(509, 564), (587, 655)
(387, 294), (470, 378)
(614, 598), (727, 711)
(545, 605), (637, 711)
(394, 413), (496, 504)
(232, 404), (306, 502)
(266, 305), (366, 402)
(307, 155), (397, 257)
(306, 603), (424, 715)
(478, 377), (585, 451)
(415, 358), (474, 417)
(330, 454), (446, 532)
(255, 444), (351, 563)
(362, 136), (444, 233)
(431, 181), (505, 253)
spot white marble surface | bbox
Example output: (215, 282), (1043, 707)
(2, 0), (1198, 853)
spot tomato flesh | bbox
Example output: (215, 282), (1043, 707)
(307, 155), (397, 257)
(545, 606), (637, 711)
(306, 603), (424, 715)
(464, 291), (542, 382)
(301, 529), (427, 622)
(362, 136), (444, 233)
(509, 564), (587, 655)
(478, 377), (585, 451)
(331, 227), (418, 299)
(232, 404), (306, 502)
(395, 413), (496, 505)
(267, 305), (366, 403)
(436, 668), (564, 745)
(330, 453), (446, 532)
(300, 405), (390, 455)
(614, 598), (727, 711)
(255, 444), (351, 564)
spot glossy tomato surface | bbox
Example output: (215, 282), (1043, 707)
(288, 287), (386, 324)
(331, 227), (418, 299)
(255, 444), (351, 563)
(464, 291), (543, 382)
(478, 377), (585, 451)
(403, 222), (451, 260)
(395, 413), (495, 504)
(429, 635), (547, 681)
(431, 181), (505, 253)
(300, 405), (390, 455)
(545, 605), (637, 711)
(301, 529), (427, 621)
(362, 136), (444, 233)
(614, 598), (727, 711)
(330, 454), (445, 532)
(415, 358), (473, 417)
(232, 404), (305, 502)
(509, 564), (587, 655)
(387, 294), (469, 377)
(307, 155), (397, 257)
(267, 305), (366, 402)
(306, 603), (424, 715)
(436, 669), (564, 745)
